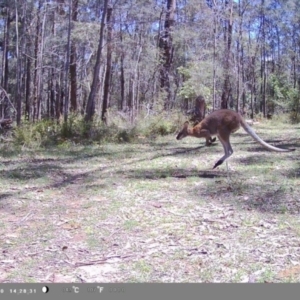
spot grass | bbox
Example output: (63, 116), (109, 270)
(0, 119), (300, 283)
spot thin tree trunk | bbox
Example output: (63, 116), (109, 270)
(260, 0), (266, 117)
(33, 1), (41, 122)
(85, 0), (109, 122)
(56, 79), (61, 120)
(221, 0), (233, 109)
(102, 6), (113, 124)
(37, 10), (46, 120)
(120, 53), (125, 110)
(159, 0), (176, 110)
(0, 8), (10, 118)
(47, 69), (50, 117)
(241, 44), (246, 114)
(212, 2), (217, 110)
(64, 0), (72, 122)
(50, 72), (55, 119)
(15, 0), (22, 125)
(2, 9), (10, 92)
(236, 0), (241, 113)
(25, 54), (31, 121)
(119, 25), (125, 110)
(70, 0), (78, 112)
(51, 8), (57, 120)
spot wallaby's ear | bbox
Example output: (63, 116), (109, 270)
(183, 121), (189, 128)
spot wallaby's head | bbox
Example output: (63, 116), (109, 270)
(176, 121), (189, 140)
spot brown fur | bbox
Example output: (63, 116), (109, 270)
(176, 109), (295, 169)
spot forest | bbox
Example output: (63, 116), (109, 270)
(0, 0), (300, 142)
(1, 0), (300, 284)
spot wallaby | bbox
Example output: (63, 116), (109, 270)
(176, 109), (295, 169)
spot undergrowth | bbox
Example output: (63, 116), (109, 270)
(9, 111), (184, 149)
(7, 111), (297, 149)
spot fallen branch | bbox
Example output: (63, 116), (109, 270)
(73, 254), (135, 267)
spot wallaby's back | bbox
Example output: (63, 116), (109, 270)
(196, 109), (241, 135)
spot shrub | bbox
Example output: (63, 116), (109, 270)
(13, 119), (57, 148)
(10, 110), (183, 148)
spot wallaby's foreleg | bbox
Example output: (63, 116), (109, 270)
(205, 137), (217, 146)
(196, 129), (214, 146)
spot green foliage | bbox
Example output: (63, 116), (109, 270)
(267, 74), (300, 123)
(266, 113), (291, 124)
(13, 119), (58, 148)
(145, 119), (177, 137)
(60, 114), (91, 139)
(290, 110), (300, 124)
(135, 111), (183, 139)
(177, 64), (212, 102)
(93, 123), (137, 143)
(10, 110), (183, 148)
(268, 74), (296, 108)
(288, 89), (300, 124)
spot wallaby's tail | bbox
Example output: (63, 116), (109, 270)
(240, 118), (295, 152)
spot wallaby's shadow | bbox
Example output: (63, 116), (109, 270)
(197, 171), (223, 179)
(0, 193), (13, 201)
(149, 142), (219, 162)
(116, 167), (225, 180)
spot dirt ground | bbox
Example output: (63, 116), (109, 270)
(0, 121), (300, 282)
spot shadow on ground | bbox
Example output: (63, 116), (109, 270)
(237, 153), (292, 166)
(116, 167), (224, 180)
(192, 179), (299, 215)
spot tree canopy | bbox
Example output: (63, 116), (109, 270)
(0, 0), (299, 125)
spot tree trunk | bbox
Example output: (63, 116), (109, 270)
(1, 9), (10, 92)
(50, 8), (57, 120)
(260, 0), (266, 117)
(102, 6), (113, 124)
(212, 4), (217, 111)
(120, 53), (125, 110)
(25, 54), (31, 121)
(221, 0), (233, 109)
(63, 0), (72, 122)
(119, 26), (125, 111)
(70, 0), (78, 112)
(37, 9), (46, 121)
(190, 95), (206, 125)
(0, 8), (10, 118)
(15, 1), (22, 125)
(159, 0), (176, 110)
(32, 1), (42, 122)
(236, 0), (241, 113)
(85, 0), (108, 122)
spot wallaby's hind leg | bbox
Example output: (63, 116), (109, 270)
(212, 132), (233, 169)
